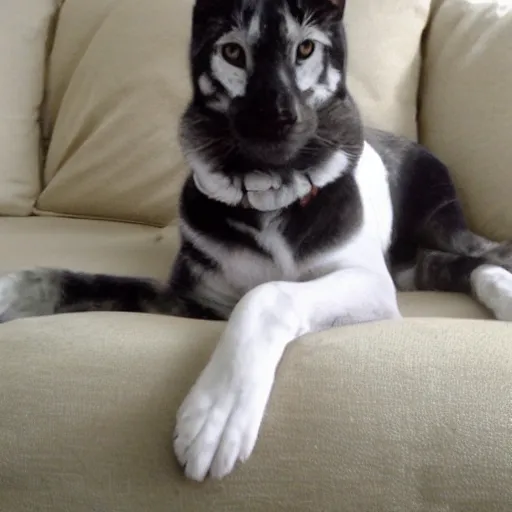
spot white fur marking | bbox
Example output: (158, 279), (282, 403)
(304, 26), (332, 47)
(181, 217), (298, 297)
(190, 149), (351, 212)
(248, 13), (261, 43)
(354, 142), (394, 251)
(198, 74), (215, 96)
(211, 55), (247, 98)
(206, 95), (230, 113)
(278, 66), (293, 89)
(246, 174), (311, 211)
(229, 215), (297, 279)
(309, 150), (350, 188)
(295, 44), (324, 92)
(244, 172), (281, 192)
(283, 8), (301, 41)
(187, 152), (243, 206)
(211, 31), (250, 98)
(244, 151), (352, 211)
(471, 264), (512, 320)
(308, 66), (342, 107)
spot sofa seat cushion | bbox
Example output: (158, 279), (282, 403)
(0, 217), (493, 320)
(398, 291), (490, 320)
(1, 314), (511, 511)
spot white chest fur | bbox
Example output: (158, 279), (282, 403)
(182, 214), (299, 298)
(301, 142), (394, 280)
(354, 142), (394, 252)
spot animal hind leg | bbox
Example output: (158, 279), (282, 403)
(393, 249), (512, 320)
(411, 188), (512, 319)
(390, 144), (512, 318)
(412, 177), (512, 270)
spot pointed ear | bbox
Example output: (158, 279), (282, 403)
(328, 0), (346, 17)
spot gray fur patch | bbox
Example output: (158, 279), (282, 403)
(393, 265), (417, 291)
(0, 269), (61, 321)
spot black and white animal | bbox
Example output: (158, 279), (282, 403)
(2, 0), (512, 481)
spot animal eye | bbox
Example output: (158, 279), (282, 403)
(297, 39), (316, 61)
(221, 43), (246, 68)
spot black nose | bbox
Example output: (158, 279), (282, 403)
(232, 89), (300, 142)
(276, 105), (298, 127)
(252, 98), (298, 128)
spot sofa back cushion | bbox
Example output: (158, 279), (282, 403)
(37, 0), (192, 226)
(0, 0), (59, 216)
(420, 0), (512, 241)
(345, 0), (431, 141)
(39, 0), (431, 226)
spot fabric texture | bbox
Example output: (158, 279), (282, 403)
(345, 0), (431, 140)
(0, 217), (176, 279)
(1, 313), (511, 511)
(37, 0), (431, 226)
(37, 0), (193, 226)
(0, 0), (59, 216)
(420, 0), (512, 241)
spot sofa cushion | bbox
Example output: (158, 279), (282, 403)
(420, 0), (512, 241)
(399, 291), (490, 319)
(37, 0), (192, 227)
(0, 0), (60, 216)
(37, 0), (431, 226)
(1, 314), (511, 511)
(0, 217), (177, 279)
(345, 0), (431, 140)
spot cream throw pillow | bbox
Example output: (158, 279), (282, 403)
(345, 0), (431, 140)
(420, 0), (512, 241)
(37, 0), (192, 226)
(38, 0), (431, 226)
(0, 0), (59, 216)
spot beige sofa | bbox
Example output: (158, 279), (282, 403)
(2, 0), (512, 510)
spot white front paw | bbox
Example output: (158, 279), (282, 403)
(173, 361), (271, 481)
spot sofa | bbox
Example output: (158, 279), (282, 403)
(2, 0), (512, 510)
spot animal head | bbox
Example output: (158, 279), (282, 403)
(181, 0), (362, 179)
